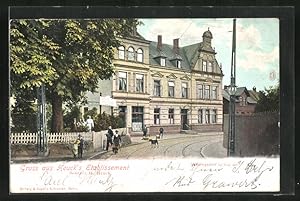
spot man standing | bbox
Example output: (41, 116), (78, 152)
(106, 126), (114, 151)
(86, 115), (94, 132)
(78, 135), (84, 159)
(142, 124), (148, 138)
(159, 127), (164, 139)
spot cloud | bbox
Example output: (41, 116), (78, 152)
(238, 46), (279, 71)
(237, 24), (262, 50)
(139, 18), (233, 47)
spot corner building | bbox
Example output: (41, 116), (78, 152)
(93, 28), (223, 135)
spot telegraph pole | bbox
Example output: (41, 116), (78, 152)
(37, 84), (48, 156)
(228, 19), (237, 157)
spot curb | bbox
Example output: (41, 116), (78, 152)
(200, 140), (227, 158)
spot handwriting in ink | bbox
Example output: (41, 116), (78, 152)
(153, 161), (184, 171)
(79, 172), (117, 192)
(165, 175), (196, 187)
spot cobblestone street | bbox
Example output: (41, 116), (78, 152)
(90, 133), (226, 160)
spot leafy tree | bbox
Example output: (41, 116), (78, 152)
(10, 18), (139, 132)
(83, 107), (98, 121)
(255, 84), (279, 112)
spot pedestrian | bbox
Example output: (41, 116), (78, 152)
(73, 136), (80, 158)
(86, 115), (94, 132)
(112, 130), (122, 153)
(142, 124), (148, 138)
(159, 127), (164, 139)
(105, 126), (113, 151)
(78, 134), (84, 159)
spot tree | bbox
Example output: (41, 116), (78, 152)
(255, 84), (279, 112)
(10, 18), (139, 132)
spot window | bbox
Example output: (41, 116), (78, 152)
(160, 58), (166, 66)
(205, 109), (210, 124)
(176, 60), (181, 68)
(239, 97), (243, 106)
(202, 60), (207, 71)
(168, 108), (174, 124)
(168, 81), (175, 97)
(204, 85), (210, 99)
(198, 109), (203, 124)
(207, 61), (213, 72)
(154, 108), (160, 125)
(137, 48), (143, 62)
(212, 86), (217, 100)
(118, 72), (127, 91)
(136, 74), (144, 93)
(197, 84), (203, 99)
(182, 83), (188, 98)
(211, 109), (217, 123)
(128, 47), (135, 61)
(154, 80), (161, 96)
(118, 46), (125, 59)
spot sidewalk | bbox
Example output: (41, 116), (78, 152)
(11, 132), (225, 163)
(200, 140), (227, 158)
(130, 131), (223, 144)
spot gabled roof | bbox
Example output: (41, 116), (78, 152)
(248, 90), (260, 101)
(223, 87), (258, 104)
(247, 96), (257, 104)
(235, 87), (250, 96)
(149, 42), (190, 70)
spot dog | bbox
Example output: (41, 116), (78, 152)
(149, 135), (159, 148)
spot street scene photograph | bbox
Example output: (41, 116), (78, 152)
(9, 15), (281, 193)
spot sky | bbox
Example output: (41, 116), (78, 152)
(137, 18), (279, 91)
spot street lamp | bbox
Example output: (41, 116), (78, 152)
(227, 84), (236, 157)
(36, 84), (48, 156)
(227, 18), (237, 157)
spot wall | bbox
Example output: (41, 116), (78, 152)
(223, 112), (280, 156)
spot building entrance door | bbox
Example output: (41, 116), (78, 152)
(181, 109), (188, 130)
(132, 106), (144, 132)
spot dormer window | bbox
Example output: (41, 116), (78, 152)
(118, 46), (125, 59)
(176, 60), (181, 68)
(128, 47), (135, 61)
(160, 58), (166, 66)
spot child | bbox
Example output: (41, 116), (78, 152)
(73, 136), (80, 158)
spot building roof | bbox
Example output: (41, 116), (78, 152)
(223, 87), (258, 104)
(149, 42), (191, 70)
(203, 29), (213, 39)
(248, 90), (260, 101)
(247, 96), (257, 104)
(149, 41), (222, 75)
(235, 87), (250, 96)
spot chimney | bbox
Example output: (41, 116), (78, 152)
(173, 38), (179, 54)
(157, 35), (162, 50)
(253, 86), (256, 92)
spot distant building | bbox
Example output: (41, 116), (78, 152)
(84, 27), (224, 135)
(223, 86), (260, 115)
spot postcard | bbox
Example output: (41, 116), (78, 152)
(9, 13), (281, 193)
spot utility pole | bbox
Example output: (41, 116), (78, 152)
(228, 19), (237, 157)
(37, 84), (48, 156)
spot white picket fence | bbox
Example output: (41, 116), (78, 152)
(10, 132), (93, 144)
(10, 128), (127, 151)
